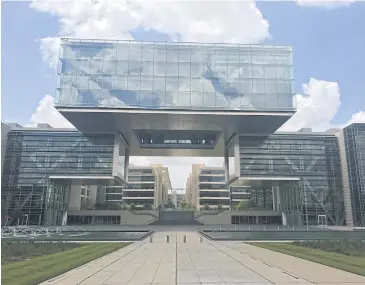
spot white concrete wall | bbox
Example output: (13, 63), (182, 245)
(120, 210), (158, 225)
(195, 210), (231, 224)
(67, 210), (159, 225)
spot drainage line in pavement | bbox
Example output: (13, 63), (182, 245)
(221, 242), (316, 285)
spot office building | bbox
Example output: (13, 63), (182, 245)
(185, 164), (205, 208)
(198, 167), (230, 210)
(337, 123), (365, 226)
(1, 38), (364, 226)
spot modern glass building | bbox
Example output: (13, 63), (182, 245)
(1, 124), (123, 225)
(56, 39), (294, 111)
(337, 123), (365, 226)
(1, 39), (364, 227)
(228, 131), (344, 226)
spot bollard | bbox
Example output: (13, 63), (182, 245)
(183, 235), (187, 243)
(150, 235), (153, 243)
(200, 236), (203, 243)
(166, 235), (169, 243)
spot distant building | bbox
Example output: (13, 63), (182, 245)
(198, 167), (230, 210)
(186, 164), (205, 208)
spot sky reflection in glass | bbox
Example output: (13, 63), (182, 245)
(56, 39), (295, 111)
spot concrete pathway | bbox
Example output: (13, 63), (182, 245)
(40, 232), (365, 285)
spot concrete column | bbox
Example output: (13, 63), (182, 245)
(282, 212), (287, 226)
(224, 146), (229, 182)
(90, 185), (97, 202)
(68, 180), (82, 210)
(62, 211), (68, 225)
(272, 182), (281, 211)
(112, 134), (120, 177)
(124, 147), (130, 181)
(336, 130), (354, 226)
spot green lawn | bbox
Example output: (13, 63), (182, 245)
(250, 242), (365, 277)
(2, 241), (84, 264)
(1, 242), (131, 285)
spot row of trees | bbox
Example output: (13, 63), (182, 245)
(234, 199), (259, 210)
(82, 200), (154, 211)
(179, 201), (196, 209)
(81, 199), (260, 211)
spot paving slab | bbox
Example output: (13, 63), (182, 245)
(40, 231), (365, 285)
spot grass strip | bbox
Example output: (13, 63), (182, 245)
(1, 242), (131, 285)
(250, 242), (365, 277)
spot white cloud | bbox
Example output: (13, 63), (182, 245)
(30, 0), (270, 67)
(279, 78), (364, 132)
(38, 37), (61, 69)
(27, 95), (74, 128)
(296, 0), (357, 8)
(344, 111), (365, 126)
(279, 78), (341, 131)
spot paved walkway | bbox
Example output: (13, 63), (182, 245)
(41, 232), (365, 285)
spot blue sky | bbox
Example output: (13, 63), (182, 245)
(1, 1), (365, 126)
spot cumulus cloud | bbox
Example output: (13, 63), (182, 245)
(27, 95), (74, 128)
(296, 0), (357, 8)
(344, 111), (365, 126)
(38, 37), (61, 69)
(30, 0), (270, 67)
(279, 78), (341, 131)
(279, 78), (364, 132)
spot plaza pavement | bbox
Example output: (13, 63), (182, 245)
(40, 231), (365, 285)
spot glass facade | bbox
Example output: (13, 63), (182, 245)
(342, 123), (365, 226)
(238, 134), (344, 225)
(1, 129), (115, 226)
(2, 130), (114, 185)
(56, 39), (294, 111)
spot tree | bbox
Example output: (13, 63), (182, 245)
(129, 203), (136, 210)
(121, 204), (127, 210)
(217, 204), (223, 211)
(204, 204), (210, 210)
(235, 200), (248, 211)
(165, 200), (175, 209)
(180, 201), (187, 209)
